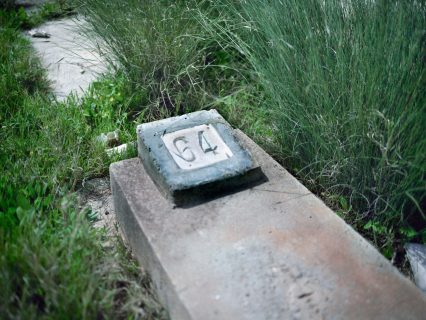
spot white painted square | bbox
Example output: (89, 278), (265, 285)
(162, 124), (233, 170)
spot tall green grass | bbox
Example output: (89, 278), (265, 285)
(203, 0), (426, 247)
(0, 8), (166, 319)
(80, 0), (426, 255)
(77, 0), (247, 121)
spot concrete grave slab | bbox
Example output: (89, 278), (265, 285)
(111, 130), (426, 320)
(137, 110), (264, 206)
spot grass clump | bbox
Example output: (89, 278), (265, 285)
(77, 0), (246, 121)
(0, 6), (166, 319)
(204, 0), (426, 254)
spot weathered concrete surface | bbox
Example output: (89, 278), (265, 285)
(28, 17), (107, 100)
(137, 110), (263, 206)
(111, 130), (426, 320)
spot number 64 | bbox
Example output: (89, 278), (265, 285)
(173, 130), (218, 162)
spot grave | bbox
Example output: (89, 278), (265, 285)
(111, 110), (426, 320)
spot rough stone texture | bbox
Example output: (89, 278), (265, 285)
(28, 17), (107, 100)
(405, 243), (426, 293)
(137, 110), (263, 206)
(111, 130), (426, 320)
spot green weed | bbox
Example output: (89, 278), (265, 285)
(77, 0), (246, 120)
(0, 9), (166, 319)
(201, 0), (426, 250)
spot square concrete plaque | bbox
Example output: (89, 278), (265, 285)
(137, 110), (264, 205)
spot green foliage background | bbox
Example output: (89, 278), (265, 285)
(0, 6), (166, 319)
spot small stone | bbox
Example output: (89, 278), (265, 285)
(96, 130), (120, 147)
(106, 142), (135, 157)
(405, 243), (426, 293)
(28, 29), (51, 38)
(96, 133), (108, 144)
